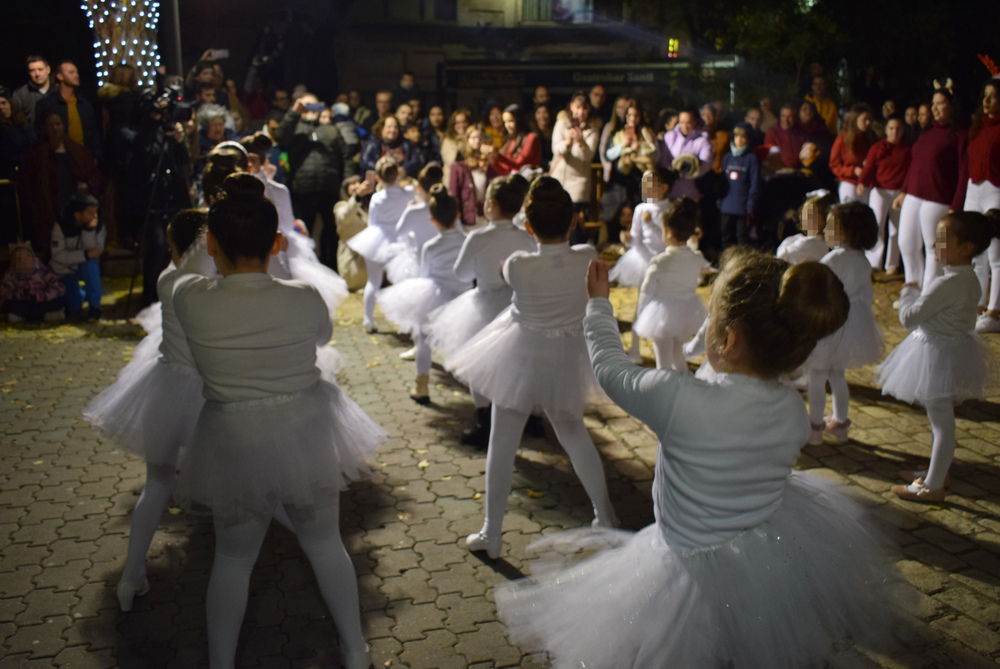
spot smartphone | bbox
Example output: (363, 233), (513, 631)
(364, 170), (377, 190)
(570, 117), (581, 128)
(209, 49), (230, 60)
(304, 102), (326, 113)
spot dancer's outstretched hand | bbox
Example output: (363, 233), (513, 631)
(587, 260), (610, 300)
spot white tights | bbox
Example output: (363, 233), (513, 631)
(923, 398), (956, 490)
(121, 463), (176, 584)
(807, 368), (849, 424)
(479, 406), (615, 538)
(897, 195), (950, 289)
(865, 187), (901, 271)
(965, 180), (1000, 310)
(652, 336), (687, 372)
(415, 331), (432, 376)
(206, 501), (365, 669)
(362, 259), (385, 325)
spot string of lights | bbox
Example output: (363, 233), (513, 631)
(80, 1), (162, 88)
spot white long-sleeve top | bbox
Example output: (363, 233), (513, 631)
(822, 247), (874, 312)
(173, 273), (331, 403)
(157, 268), (198, 369)
(420, 228), (472, 294)
(584, 297), (809, 550)
(776, 233), (829, 265)
(396, 201), (437, 254)
(628, 198), (673, 258)
(898, 264), (980, 337)
(366, 185), (414, 239)
(504, 243), (596, 331)
(453, 219), (537, 290)
(637, 245), (708, 313)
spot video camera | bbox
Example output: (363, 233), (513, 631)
(137, 81), (194, 129)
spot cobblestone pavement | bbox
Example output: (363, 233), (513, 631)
(2, 273), (1000, 668)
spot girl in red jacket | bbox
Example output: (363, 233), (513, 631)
(829, 103), (876, 204)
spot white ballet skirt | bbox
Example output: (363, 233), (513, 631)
(384, 241), (420, 285)
(609, 246), (652, 287)
(633, 294), (708, 341)
(347, 225), (397, 265)
(497, 471), (914, 669)
(135, 304), (161, 335)
(177, 379), (387, 525)
(83, 329), (204, 467)
(377, 278), (466, 335)
(446, 308), (607, 418)
(426, 286), (513, 357)
(284, 231), (349, 318)
(807, 297), (884, 370)
(875, 328), (998, 405)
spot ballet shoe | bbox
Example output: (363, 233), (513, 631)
(807, 421), (825, 446)
(398, 346), (416, 360)
(117, 577), (150, 612)
(410, 374), (430, 405)
(592, 509), (619, 529)
(898, 469), (951, 488)
(363, 319), (377, 334)
(341, 644), (373, 669)
(822, 416), (851, 444)
(892, 478), (947, 503)
(466, 531), (501, 559)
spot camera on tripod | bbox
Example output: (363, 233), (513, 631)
(137, 82), (194, 129)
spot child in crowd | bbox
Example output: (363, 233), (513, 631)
(83, 210), (208, 612)
(859, 116), (911, 273)
(776, 191), (835, 265)
(877, 210), (1000, 501)
(632, 198), (709, 371)
(718, 123), (761, 249)
(806, 202), (883, 445)
(426, 175), (537, 446)
(497, 253), (911, 667)
(377, 185), (471, 403)
(51, 193), (104, 320)
(446, 176), (617, 559)
(347, 156), (414, 332)
(610, 166), (677, 360)
(1, 242), (65, 323)
(172, 174), (385, 669)
(385, 162), (445, 285)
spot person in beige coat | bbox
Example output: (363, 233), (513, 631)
(550, 91), (601, 210)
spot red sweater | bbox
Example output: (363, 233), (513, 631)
(829, 134), (872, 184)
(493, 132), (542, 176)
(859, 140), (911, 191)
(901, 122), (968, 209)
(763, 125), (805, 169)
(964, 116), (1000, 188)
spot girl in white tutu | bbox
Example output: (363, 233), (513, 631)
(633, 197), (709, 371)
(83, 210), (208, 612)
(447, 176), (617, 559)
(775, 190), (835, 265)
(497, 253), (913, 668)
(426, 175), (536, 447)
(384, 163), (445, 285)
(347, 156), (414, 332)
(377, 185), (471, 403)
(610, 166), (677, 360)
(805, 202), (883, 445)
(878, 210), (1000, 502)
(172, 174), (385, 669)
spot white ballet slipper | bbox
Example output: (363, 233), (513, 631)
(117, 577), (150, 612)
(466, 531), (501, 559)
(341, 644), (372, 669)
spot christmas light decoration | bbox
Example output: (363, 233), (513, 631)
(80, 1), (161, 88)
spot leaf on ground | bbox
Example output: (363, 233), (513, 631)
(526, 490), (546, 498)
(397, 511), (413, 521)
(365, 361), (381, 368)
(417, 459), (430, 469)
(33, 460), (43, 465)
(168, 507), (182, 515)
(415, 449), (428, 454)
(473, 493), (483, 500)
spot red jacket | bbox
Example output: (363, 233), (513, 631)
(859, 140), (911, 191)
(493, 132), (542, 176)
(829, 133), (873, 184)
(449, 160), (498, 227)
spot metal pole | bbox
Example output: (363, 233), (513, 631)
(171, 0), (182, 76)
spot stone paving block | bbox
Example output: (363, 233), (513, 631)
(455, 621), (522, 667)
(930, 614), (1000, 655)
(379, 567), (438, 605)
(398, 628), (462, 669)
(388, 599), (446, 642)
(437, 592), (496, 635)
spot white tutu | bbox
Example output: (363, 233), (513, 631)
(426, 286), (513, 357)
(83, 346), (204, 467)
(384, 244), (420, 285)
(497, 471), (914, 669)
(609, 247), (652, 287)
(286, 257), (349, 318)
(808, 300), (883, 370)
(378, 278), (463, 335)
(633, 295), (708, 341)
(135, 304), (162, 335)
(446, 308), (606, 418)
(346, 225), (396, 264)
(875, 329), (998, 405)
(177, 380), (387, 525)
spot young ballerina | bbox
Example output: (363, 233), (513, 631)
(83, 210), (208, 612)
(425, 175), (537, 446)
(632, 198), (709, 371)
(172, 174), (385, 669)
(376, 185), (471, 403)
(384, 162), (445, 285)
(805, 201), (883, 445)
(496, 253), (912, 668)
(775, 191), (835, 265)
(347, 156), (414, 332)
(609, 166), (677, 360)
(446, 176), (617, 558)
(877, 210), (1000, 501)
